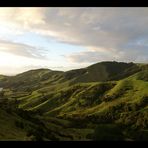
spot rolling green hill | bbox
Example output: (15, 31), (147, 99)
(0, 61), (147, 141)
(0, 61), (142, 89)
(61, 61), (141, 84)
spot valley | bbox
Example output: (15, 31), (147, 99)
(0, 61), (148, 141)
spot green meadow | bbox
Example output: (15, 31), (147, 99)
(0, 61), (147, 141)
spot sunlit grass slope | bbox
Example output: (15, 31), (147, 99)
(0, 62), (147, 141)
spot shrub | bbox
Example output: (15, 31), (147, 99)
(93, 124), (124, 141)
(15, 120), (24, 129)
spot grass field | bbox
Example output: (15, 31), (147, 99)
(0, 62), (147, 141)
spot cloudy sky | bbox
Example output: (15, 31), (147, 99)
(0, 7), (148, 75)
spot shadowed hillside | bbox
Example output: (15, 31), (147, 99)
(61, 61), (141, 84)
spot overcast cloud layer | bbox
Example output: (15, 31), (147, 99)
(0, 8), (148, 75)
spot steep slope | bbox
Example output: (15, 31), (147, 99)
(13, 70), (148, 128)
(42, 70), (148, 119)
(0, 97), (95, 141)
(0, 108), (27, 140)
(0, 98), (42, 141)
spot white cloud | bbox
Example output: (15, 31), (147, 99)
(0, 7), (148, 74)
(1, 8), (148, 52)
(0, 39), (46, 59)
(0, 8), (45, 29)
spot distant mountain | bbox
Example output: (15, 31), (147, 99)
(0, 61), (144, 90)
(0, 61), (147, 141)
(63, 61), (142, 83)
(0, 69), (63, 91)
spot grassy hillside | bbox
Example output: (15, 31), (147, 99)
(0, 61), (142, 90)
(62, 61), (141, 83)
(0, 61), (147, 141)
